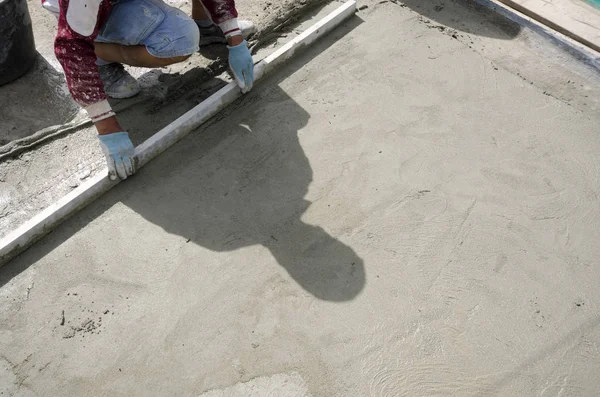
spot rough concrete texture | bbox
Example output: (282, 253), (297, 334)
(2, 0), (600, 395)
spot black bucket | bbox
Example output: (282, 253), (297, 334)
(0, 0), (37, 86)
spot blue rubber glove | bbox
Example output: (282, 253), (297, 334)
(97, 132), (136, 180)
(228, 40), (254, 93)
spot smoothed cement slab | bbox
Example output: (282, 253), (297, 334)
(2, 1), (600, 396)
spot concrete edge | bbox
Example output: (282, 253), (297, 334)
(473, 0), (600, 71)
(496, 0), (600, 54)
(0, 0), (358, 267)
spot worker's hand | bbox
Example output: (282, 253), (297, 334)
(227, 39), (254, 93)
(97, 132), (136, 180)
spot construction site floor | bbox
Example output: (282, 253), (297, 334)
(2, 0), (600, 395)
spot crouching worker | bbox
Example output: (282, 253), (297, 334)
(42, 0), (255, 180)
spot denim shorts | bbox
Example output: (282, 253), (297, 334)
(95, 0), (200, 58)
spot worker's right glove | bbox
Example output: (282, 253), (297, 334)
(228, 40), (254, 93)
(97, 132), (136, 181)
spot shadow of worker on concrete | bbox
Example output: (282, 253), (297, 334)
(123, 82), (365, 301)
(120, 19), (366, 302)
(0, 16), (365, 301)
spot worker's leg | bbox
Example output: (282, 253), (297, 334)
(191, 0), (211, 21)
(94, 0), (200, 97)
(95, 0), (199, 67)
(94, 44), (192, 68)
(190, 0), (257, 46)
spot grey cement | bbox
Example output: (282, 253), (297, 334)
(2, 0), (600, 395)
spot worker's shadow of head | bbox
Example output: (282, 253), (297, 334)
(120, 49), (365, 302)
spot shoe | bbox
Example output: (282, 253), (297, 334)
(98, 63), (141, 99)
(196, 20), (257, 46)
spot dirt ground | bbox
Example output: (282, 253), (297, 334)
(2, 0), (600, 395)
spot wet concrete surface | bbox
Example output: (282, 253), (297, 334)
(2, 0), (600, 395)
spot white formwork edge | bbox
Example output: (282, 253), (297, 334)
(0, 0), (357, 267)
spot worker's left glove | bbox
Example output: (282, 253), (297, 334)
(98, 132), (136, 181)
(228, 40), (254, 93)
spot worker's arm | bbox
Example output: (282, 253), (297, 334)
(54, 0), (135, 179)
(202, 0), (254, 92)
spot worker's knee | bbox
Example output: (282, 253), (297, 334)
(144, 11), (200, 63)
